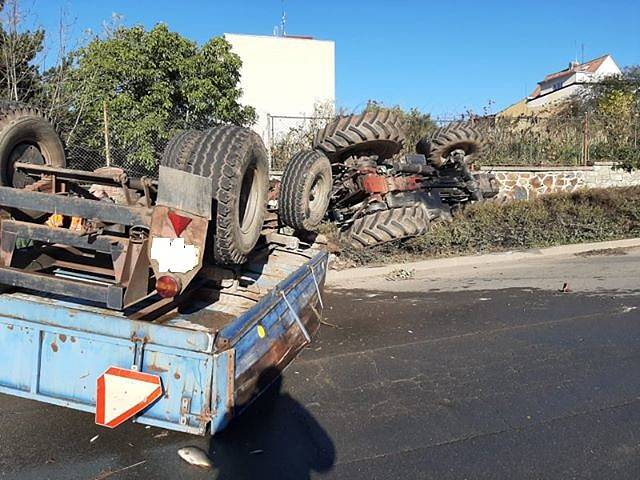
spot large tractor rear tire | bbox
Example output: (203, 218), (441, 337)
(343, 205), (429, 249)
(313, 111), (406, 161)
(0, 102), (66, 188)
(161, 126), (269, 265)
(279, 150), (332, 231)
(423, 122), (485, 168)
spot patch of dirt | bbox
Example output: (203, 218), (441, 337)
(575, 246), (638, 257)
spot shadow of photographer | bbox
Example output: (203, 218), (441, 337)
(209, 367), (335, 480)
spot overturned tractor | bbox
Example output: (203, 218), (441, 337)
(278, 111), (499, 247)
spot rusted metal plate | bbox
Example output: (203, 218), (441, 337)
(0, 186), (152, 226)
(156, 167), (212, 219)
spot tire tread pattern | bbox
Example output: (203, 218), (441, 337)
(192, 125), (269, 264)
(344, 205), (430, 248)
(313, 111), (406, 159)
(426, 122), (485, 167)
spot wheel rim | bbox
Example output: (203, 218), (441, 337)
(306, 174), (326, 217)
(438, 141), (480, 164)
(238, 159), (261, 236)
(8, 142), (45, 188)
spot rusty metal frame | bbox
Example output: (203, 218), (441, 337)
(0, 190), (152, 309)
(0, 186), (152, 226)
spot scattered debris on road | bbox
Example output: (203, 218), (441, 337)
(385, 268), (416, 281)
(177, 446), (213, 469)
(89, 435), (99, 443)
(93, 460), (147, 480)
(560, 282), (572, 293)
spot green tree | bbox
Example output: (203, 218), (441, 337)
(0, 0), (44, 102)
(563, 66), (640, 170)
(54, 23), (254, 169)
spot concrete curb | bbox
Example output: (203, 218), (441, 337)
(326, 237), (640, 285)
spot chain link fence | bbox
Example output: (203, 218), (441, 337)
(266, 113), (640, 169)
(60, 110), (639, 177)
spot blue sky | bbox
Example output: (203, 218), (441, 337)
(35, 0), (639, 118)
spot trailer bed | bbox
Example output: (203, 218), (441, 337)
(0, 241), (328, 435)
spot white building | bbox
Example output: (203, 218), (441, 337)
(526, 54), (621, 110)
(224, 33), (335, 148)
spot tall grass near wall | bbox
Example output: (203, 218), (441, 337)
(340, 187), (640, 266)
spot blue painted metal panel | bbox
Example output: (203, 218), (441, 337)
(0, 323), (37, 391)
(0, 294), (214, 353)
(0, 312), (214, 435)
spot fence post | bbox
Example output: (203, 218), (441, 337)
(266, 113), (272, 169)
(581, 111), (590, 166)
(103, 100), (111, 167)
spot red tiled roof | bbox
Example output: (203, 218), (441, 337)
(528, 54), (610, 98)
(543, 55), (609, 82)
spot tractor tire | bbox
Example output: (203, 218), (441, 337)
(343, 205), (430, 249)
(170, 125), (268, 265)
(415, 136), (431, 157)
(424, 122), (485, 168)
(160, 130), (201, 170)
(313, 111), (406, 161)
(0, 102), (66, 188)
(279, 150), (332, 231)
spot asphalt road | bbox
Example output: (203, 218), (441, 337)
(1, 248), (640, 479)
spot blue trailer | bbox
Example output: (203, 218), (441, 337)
(0, 242), (327, 435)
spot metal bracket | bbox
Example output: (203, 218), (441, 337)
(309, 264), (324, 310)
(180, 397), (192, 426)
(281, 291), (311, 343)
(131, 336), (146, 371)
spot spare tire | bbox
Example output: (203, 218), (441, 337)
(161, 126), (269, 265)
(343, 205), (430, 249)
(313, 111), (405, 161)
(0, 102), (66, 188)
(424, 122), (485, 168)
(279, 150), (332, 231)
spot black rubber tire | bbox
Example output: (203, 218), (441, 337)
(160, 130), (201, 170)
(425, 122), (485, 168)
(313, 111), (406, 161)
(343, 205), (429, 249)
(182, 125), (269, 265)
(279, 150), (332, 231)
(0, 102), (66, 187)
(415, 136), (431, 156)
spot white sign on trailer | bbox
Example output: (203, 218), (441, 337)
(95, 366), (162, 428)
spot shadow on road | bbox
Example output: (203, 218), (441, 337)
(209, 368), (335, 480)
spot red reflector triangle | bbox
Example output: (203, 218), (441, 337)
(168, 211), (192, 237)
(95, 366), (162, 429)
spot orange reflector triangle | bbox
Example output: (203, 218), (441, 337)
(168, 211), (192, 237)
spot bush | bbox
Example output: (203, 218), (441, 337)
(339, 187), (640, 266)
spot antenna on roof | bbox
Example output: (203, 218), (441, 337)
(273, 0), (287, 37)
(581, 43), (585, 64)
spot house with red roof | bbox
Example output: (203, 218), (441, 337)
(500, 54), (621, 116)
(527, 54), (621, 109)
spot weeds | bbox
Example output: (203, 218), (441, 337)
(337, 187), (640, 266)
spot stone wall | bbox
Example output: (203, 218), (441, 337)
(480, 162), (640, 200)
